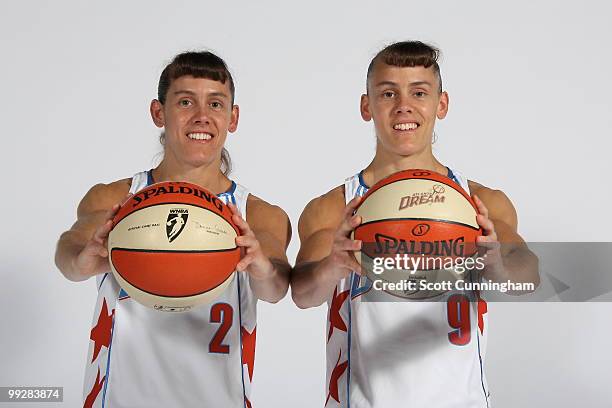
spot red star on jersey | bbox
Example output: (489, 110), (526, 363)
(325, 351), (348, 406)
(245, 396), (252, 408)
(241, 326), (257, 382)
(90, 298), (114, 362)
(328, 288), (350, 342)
(478, 297), (488, 335)
(83, 368), (105, 408)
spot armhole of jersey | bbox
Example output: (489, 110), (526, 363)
(448, 167), (471, 196)
(344, 174), (361, 204)
(128, 171), (149, 193)
(241, 192), (249, 223)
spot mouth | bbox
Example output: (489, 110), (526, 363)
(393, 122), (419, 131)
(186, 132), (214, 142)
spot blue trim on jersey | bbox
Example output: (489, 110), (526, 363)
(447, 167), (461, 186)
(147, 169), (154, 186)
(236, 274), (248, 408)
(101, 313), (116, 407)
(357, 167), (460, 189)
(346, 178), (369, 406)
(475, 327), (489, 407)
(469, 272), (490, 407)
(218, 182), (237, 206)
(118, 288), (128, 298)
(98, 273), (108, 290)
(357, 170), (368, 191)
(347, 273), (353, 408)
(351, 274), (372, 299)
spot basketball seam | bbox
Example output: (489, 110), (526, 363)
(355, 217), (481, 231)
(110, 247), (239, 254)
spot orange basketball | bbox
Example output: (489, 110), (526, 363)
(353, 169), (482, 299)
(107, 181), (240, 311)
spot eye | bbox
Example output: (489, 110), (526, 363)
(210, 101), (223, 109)
(179, 99), (192, 107)
(382, 91), (395, 98)
(414, 91), (427, 98)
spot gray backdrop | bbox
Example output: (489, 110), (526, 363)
(1, 1), (611, 406)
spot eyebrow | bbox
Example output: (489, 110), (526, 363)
(374, 80), (433, 88)
(173, 90), (230, 99)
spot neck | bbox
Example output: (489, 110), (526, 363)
(363, 145), (446, 187)
(153, 156), (231, 195)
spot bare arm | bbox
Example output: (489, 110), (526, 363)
(470, 182), (540, 292)
(55, 180), (130, 282)
(229, 196), (292, 303)
(291, 188), (363, 309)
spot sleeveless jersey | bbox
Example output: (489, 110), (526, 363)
(82, 170), (257, 408)
(325, 168), (490, 408)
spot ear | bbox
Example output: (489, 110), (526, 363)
(150, 99), (165, 128)
(436, 91), (449, 120)
(228, 105), (239, 133)
(360, 94), (372, 121)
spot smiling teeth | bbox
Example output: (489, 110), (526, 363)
(188, 132), (212, 140)
(394, 123), (418, 130)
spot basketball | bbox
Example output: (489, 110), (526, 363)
(107, 181), (240, 311)
(352, 169), (482, 299)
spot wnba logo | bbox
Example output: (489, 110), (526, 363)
(166, 208), (189, 242)
(399, 185), (446, 210)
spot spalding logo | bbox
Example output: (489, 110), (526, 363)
(411, 223), (430, 236)
(166, 208), (189, 243)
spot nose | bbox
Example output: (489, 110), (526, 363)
(192, 105), (210, 124)
(395, 95), (413, 115)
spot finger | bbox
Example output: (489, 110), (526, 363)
(104, 203), (121, 222)
(232, 213), (254, 237)
(345, 195), (363, 214)
(472, 194), (489, 218)
(227, 202), (242, 217)
(98, 245), (109, 258)
(337, 214), (362, 238)
(82, 240), (108, 258)
(236, 235), (259, 249)
(476, 214), (496, 235)
(120, 193), (133, 206)
(237, 254), (255, 272)
(334, 238), (362, 252)
(476, 236), (500, 250)
(227, 204), (250, 233)
(349, 214), (362, 229)
(344, 256), (364, 276)
(92, 219), (113, 244)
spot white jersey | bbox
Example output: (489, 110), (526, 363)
(325, 168), (490, 408)
(83, 170), (257, 408)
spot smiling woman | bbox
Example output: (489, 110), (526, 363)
(54, 50), (292, 408)
(155, 52), (235, 175)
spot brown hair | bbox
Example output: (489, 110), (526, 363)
(367, 41), (443, 93)
(157, 51), (234, 175)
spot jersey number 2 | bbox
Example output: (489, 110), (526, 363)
(209, 303), (233, 354)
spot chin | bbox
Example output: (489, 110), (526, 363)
(179, 153), (215, 168)
(387, 143), (428, 157)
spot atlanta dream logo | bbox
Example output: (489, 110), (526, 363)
(166, 208), (189, 242)
(399, 184), (446, 210)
